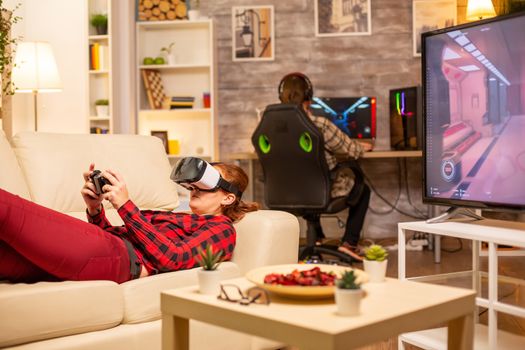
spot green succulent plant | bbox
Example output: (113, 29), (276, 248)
(90, 13), (107, 27)
(364, 244), (388, 262)
(197, 245), (223, 271)
(336, 270), (361, 290)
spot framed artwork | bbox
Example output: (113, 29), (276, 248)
(315, 0), (372, 37)
(151, 130), (169, 153)
(232, 5), (275, 62)
(413, 0), (457, 57)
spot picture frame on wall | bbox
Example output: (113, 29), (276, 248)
(315, 0), (372, 37)
(151, 130), (169, 153)
(232, 5), (275, 62)
(413, 0), (457, 57)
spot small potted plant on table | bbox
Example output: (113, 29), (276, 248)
(335, 270), (363, 316)
(363, 244), (388, 283)
(197, 245), (223, 295)
(90, 13), (108, 35)
(94, 99), (109, 117)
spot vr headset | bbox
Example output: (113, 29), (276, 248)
(170, 157), (242, 197)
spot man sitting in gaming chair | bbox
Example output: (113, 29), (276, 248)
(278, 72), (372, 262)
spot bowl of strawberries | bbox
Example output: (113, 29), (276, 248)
(245, 264), (368, 299)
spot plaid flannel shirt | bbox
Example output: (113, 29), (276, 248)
(87, 200), (236, 275)
(307, 111), (364, 170)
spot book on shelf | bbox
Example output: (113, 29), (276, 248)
(90, 127), (109, 134)
(169, 96), (195, 109)
(89, 43), (108, 70)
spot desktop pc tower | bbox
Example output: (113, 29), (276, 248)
(389, 86), (422, 150)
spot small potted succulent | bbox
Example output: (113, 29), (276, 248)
(363, 244), (388, 283)
(90, 13), (108, 35)
(335, 270), (363, 316)
(196, 245), (224, 295)
(94, 99), (109, 117)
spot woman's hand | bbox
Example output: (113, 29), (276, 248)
(101, 169), (130, 210)
(81, 163), (103, 215)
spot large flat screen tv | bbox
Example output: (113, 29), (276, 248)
(309, 96), (376, 140)
(422, 11), (525, 212)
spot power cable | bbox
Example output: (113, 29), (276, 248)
(363, 158), (427, 219)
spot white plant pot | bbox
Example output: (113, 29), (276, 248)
(95, 105), (109, 117)
(335, 288), (363, 316)
(197, 269), (222, 295)
(363, 259), (388, 283)
(188, 9), (200, 21)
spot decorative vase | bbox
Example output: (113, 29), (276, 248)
(197, 269), (221, 295)
(95, 105), (109, 117)
(335, 288), (363, 316)
(188, 9), (200, 21)
(363, 259), (388, 283)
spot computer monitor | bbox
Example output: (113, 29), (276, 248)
(389, 86), (422, 150)
(309, 96), (376, 140)
(422, 11), (525, 212)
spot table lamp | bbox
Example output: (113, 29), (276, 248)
(11, 41), (62, 131)
(466, 0), (497, 21)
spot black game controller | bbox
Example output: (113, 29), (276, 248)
(89, 170), (111, 195)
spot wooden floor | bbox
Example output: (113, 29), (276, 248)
(295, 236), (525, 349)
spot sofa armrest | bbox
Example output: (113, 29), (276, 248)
(232, 210), (299, 275)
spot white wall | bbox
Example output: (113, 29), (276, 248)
(6, 0), (87, 134)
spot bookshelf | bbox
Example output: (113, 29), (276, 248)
(136, 19), (218, 160)
(87, 0), (113, 134)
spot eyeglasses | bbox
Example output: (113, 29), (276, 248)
(217, 284), (270, 306)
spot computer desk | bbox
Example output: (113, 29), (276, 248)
(224, 150), (422, 202)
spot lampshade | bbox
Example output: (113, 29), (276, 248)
(466, 0), (497, 21)
(12, 41), (62, 93)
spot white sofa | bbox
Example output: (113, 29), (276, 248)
(0, 131), (300, 350)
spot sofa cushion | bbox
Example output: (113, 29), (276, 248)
(0, 130), (31, 200)
(0, 281), (123, 348)
(120, 262), (240, 324)
(232, 210), (300, 275)
(12, 132), (179, 213)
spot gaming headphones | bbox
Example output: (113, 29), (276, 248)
(278, 72), (314, 103)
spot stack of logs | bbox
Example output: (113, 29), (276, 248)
(138, 0), (187, 21)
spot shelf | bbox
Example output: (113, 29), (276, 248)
(139, 64), (210, 70)
(87, 0), (113, 134)
(137, 19), (211, 30)
(139, 108), (211, 114)
(88, 35), (109, 41)
(89, 70), (109, 75)
(400, 324), (525, 350)
(89, 116), (111, 121)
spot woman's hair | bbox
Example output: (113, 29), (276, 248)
(213, 163), (259, 222)
(279, 74), (310, 105)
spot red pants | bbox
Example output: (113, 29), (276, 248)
(0, 189), (131, 283)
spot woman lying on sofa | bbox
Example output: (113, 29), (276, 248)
(0, 160), (258, 284)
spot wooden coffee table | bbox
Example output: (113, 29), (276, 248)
(161, 277), (475, 350)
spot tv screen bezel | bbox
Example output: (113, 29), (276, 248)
(421, 10), (525, 212)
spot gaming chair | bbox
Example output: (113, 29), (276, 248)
(251, 103), (367, 264)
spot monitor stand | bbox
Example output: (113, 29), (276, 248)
(426, 207), (484, 224)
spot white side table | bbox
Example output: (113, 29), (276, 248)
(398, 219), (525, 349)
